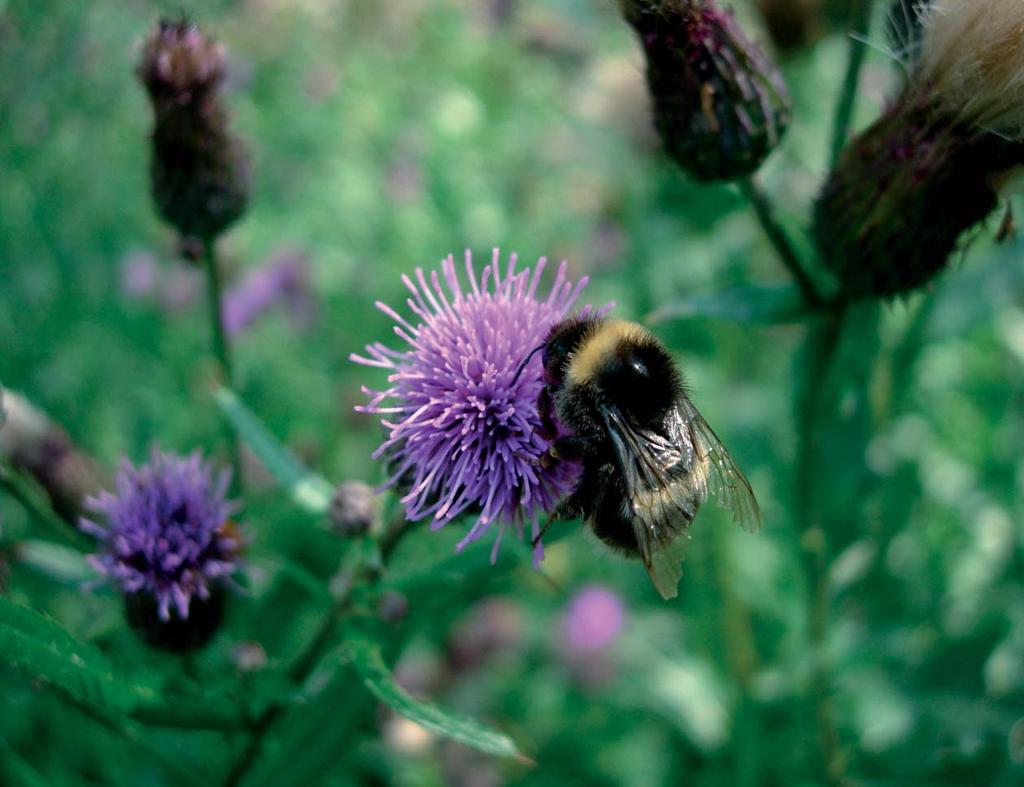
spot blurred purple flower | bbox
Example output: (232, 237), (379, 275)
(120, 249), (161, 300)
(563, 585), (625, 654)
(351, 249), (588, 564)
(81, 450), (240, 622)
(222, 249), (314, 337)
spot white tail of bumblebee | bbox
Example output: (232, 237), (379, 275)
(918, 0), (1024, 137)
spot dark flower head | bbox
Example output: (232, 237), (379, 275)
(620, 0), (791, 181)
(82, 450), (240, 624)
(351, 250), (590, 564)
(814, 0), (1024, 298)
(137, 19), (226, 103)
(137, 18), (250, 243)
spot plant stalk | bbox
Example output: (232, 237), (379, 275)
(739, 177), (823, 307)
(201, 238), (243, 491)
(222, 510), (413, 787)
(830, 0), (876, 165)
(796, 306), (847, 787)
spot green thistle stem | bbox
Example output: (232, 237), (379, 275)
(739, 176), (823, 307)
(830, 0), (876, 165)
(222, 509), (413, 787)
(712, 522), (760, 787)
(797, 4), (876, 781)
(796, 306), (847, 787)
(201, 239), (243, 491)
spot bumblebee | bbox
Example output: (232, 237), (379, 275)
(535, 315), (761, 599)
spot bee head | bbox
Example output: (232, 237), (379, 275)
(565, 320), (681, 426)
(597, 335), (680, 425)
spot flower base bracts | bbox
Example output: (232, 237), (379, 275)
(621, 0), (791, 181)
(814, 101), (1024, 298)
(137, 19), (250, 243)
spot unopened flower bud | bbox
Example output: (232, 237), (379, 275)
(0, 388), (105, 522)
(620, 0), (791, 181)
(377, 590), (409, 622)
(137, 19), (250, 243)
(328, 481), (376, 536)
(815, 0), (1024, 299)
(231, 641), (268, 672)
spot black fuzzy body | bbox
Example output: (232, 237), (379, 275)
(539, 315), (687, 555)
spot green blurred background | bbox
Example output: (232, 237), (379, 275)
(1, 0), (1023, 785)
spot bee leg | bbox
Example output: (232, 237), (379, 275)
(530, 496), (581, 548)
(539, 433), (601, 471)
(536, 385), (559, 441)
(531, 510), (558, 549)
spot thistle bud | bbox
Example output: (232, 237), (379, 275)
(328, 481), (377, 537)
(137, 19), (249, 244)
(0, 388), (104, 522)
(619, 0), (791, 181)
(814, 0), (1024, 299)
(377, 590), (409, 623)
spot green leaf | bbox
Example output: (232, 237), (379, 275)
(0, 596), (160, 713)
(213, 387), (333, 514)
(646, 283), (807, 326)
(343, 635), (525, 761)
(0, 735), (52, 787)
(16, 540), (94, 584)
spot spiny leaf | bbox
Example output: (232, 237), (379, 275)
(0, 596), (160, 713)
(344, 635), (526, 761)
(213, 387), (333, 514)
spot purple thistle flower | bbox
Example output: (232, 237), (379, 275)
(81, 450), (240, 623)
(351, 249), (589, 564)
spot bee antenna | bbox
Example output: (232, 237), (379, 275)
(510, 344), (546, 387)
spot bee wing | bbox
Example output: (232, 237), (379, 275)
(599, 405), (699, 600)
(646, 536), (693, 600)
(674, 399), (763, 533)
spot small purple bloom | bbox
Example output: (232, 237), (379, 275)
(563, 585), (625, 654)
(81, 450), (240, 622)
(120, 249), (161, 301)
(222, 249), (314, 337)
(351, 249), (589, 564)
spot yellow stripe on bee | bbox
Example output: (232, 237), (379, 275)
(567, 320), (654, 386)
